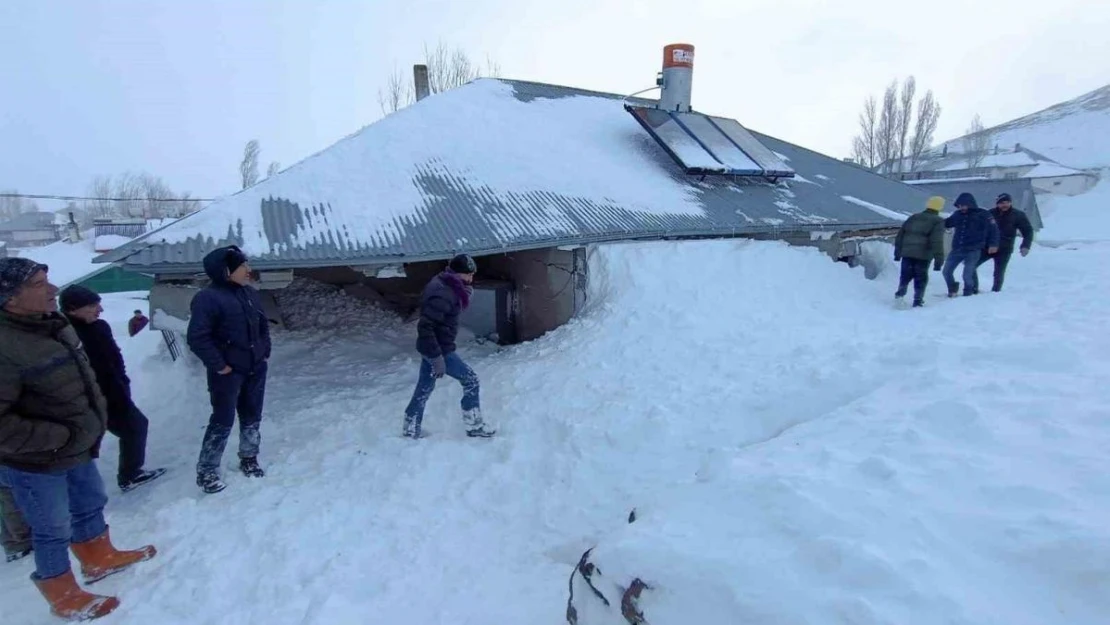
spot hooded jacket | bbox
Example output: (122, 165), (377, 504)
(0, 311), (108, 472)
(415, 271), (469, 359)
(945, 194), (1001, 252)
(67, 317), (132, 417)
(186, 248), (271, 374)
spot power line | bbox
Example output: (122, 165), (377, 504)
(0, 192), (216, 202)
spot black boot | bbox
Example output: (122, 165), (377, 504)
(197, 471), (226, 494)
(239, 457), (265, 478)
(5, 546), (32, 563)
(119, 468), (167, 493)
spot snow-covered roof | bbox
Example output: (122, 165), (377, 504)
(1024, 162), (1088, 179)
(937, 150), (1039, 171)
(97, 79), (931, 271)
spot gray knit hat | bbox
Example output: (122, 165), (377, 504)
(0, 257), (49, 308)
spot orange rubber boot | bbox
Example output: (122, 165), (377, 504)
(33, 570), (120, 621)
(70, 527), (157, 584)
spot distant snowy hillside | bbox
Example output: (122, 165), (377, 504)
(939, 84), (1110, 170)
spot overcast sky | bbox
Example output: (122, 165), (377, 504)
(2, 0), (1108, 202)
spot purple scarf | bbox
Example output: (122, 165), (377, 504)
(439, 271), (471, 310)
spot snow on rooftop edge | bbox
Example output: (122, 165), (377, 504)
(147, 80), (709, 256)
(841, 196), (907, 222)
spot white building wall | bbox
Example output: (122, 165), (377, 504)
(1031, 175), (1099, 196)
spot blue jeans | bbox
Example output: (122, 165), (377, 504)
(0, 461), (108, 580)
(942, 249), (982, 295)
(198, 363), (267, 475)
(404, 353), (480, 432)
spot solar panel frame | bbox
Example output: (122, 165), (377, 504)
(627, 106), (725, 172)
(706, 115), (796, 177)
(672, 113), (763, 175)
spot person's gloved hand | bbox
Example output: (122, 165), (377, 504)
(894, 255), (901, 262)
(933, 260), (943, 271)
(431, 356), (446, 379)
(1020, 247), (1030, 257)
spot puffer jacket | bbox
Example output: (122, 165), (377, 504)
(415, 272), (469, 359)
(186, 248), (271, 374)
(0, 311), (108, 472)
(945, 208), (1001, 252)
(894, 210), (946, 263)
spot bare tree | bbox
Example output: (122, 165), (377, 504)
(851, 96), (879, 169)
(240, 140), (261, 190)
(85, 176), (114, 219)
(895, 77), (916, 173)
(908, 90), (942, 172)
(875, 81), (900, 174)
(267, 162), (281, 178)
(962, 114), (992, 169)
(0, 189), (24, 220)
(377, 42), (501, 115)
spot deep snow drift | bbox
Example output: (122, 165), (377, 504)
(2, 238), (1108, 624)
(1038, 172), (1110, 244)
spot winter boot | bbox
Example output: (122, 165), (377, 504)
(462, 409), (496, 438)
(70, 527), (157, 584)
(5, 546), (32, 563)
(912, 299), (924, 308)
(33, 570), (120, 621)
(947, 281), (960, 298)
(893, 294), (908, 309)
(119, 468), (167, 493)
(239, 457), (265, 478)
(197, 471), (226, 494)
(402, 414), (424, 439)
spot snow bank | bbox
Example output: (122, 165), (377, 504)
(273, 277), (405, 332)
(1038, 173), (1110, 243)
(4, 237), (1110, 625)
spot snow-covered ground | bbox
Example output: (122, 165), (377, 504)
(1038, 173), (1110, 244)
(2, 238), (1109, 624)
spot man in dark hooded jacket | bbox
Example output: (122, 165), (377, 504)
(977, 192), (1034, 292)
(942, 192), (1000, 297)
(59, 285), (165, 492)
(403, 254), (495, 439)
(893, 195), (947, 307)
(186, 246), (271, 494)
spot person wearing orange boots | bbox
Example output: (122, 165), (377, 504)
(0, 258), (157, 621)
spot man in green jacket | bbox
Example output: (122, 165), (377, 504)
(0, 258), (157, 621)
(893, 195), (947, 307)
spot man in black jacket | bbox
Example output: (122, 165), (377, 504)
(402, 254), (495, 439)
(186, 246), (271, 494)
(977, 193), (1034, 292)
(59, 286), (166, 493)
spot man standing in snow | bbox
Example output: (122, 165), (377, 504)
(942, 192), (1001, 297)
(128, 309), (149, 337)
(186, 245), (271, 494)
(59, 285), (166, 493)
(1, 484), (32, 562)
(403, 253), (495, 439)
(0, 258), (157, 621)
(976, 193), (1034, 292)
(893, 195), (947, 307)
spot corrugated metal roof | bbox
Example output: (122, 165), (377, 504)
(98, 79), (933, 273)
(908, 178), (1044, 230)
(93, 223), (148, 239)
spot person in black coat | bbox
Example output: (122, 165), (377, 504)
(402, 253), (495, 439)
(58, 286), (166, 492)
(977, 193), (1034, 292)
(186, 245), (271, 494)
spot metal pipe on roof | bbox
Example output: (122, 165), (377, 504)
(414, 65), (430, 101)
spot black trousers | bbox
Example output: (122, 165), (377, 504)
(896, 258), (930, 302)
(977, 249), (1014, 291)
(107, 404), (149, 484)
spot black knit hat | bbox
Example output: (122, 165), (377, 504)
(59, 284), (102, 312)
(996, 193), (1013, 203)
(449, 253), (477, 275)
(0, 258), (48, 308)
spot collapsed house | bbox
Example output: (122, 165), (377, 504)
(94, 44), (930, 345)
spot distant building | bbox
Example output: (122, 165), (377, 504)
(0, 211), (61, 247)
(890, 146), (1099, 197)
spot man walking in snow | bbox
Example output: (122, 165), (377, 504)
(976, 193), (1034, 292)
(893, 195), (947, 307)
(186, 245), (271, 494)
(403, 253), (495, 439)
(942, 192), (1000, 297)
(59, 285), (166, 492)
(0, 258), (157, 621)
